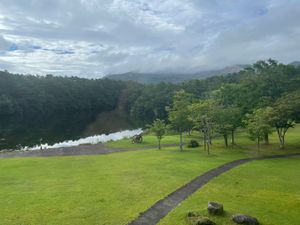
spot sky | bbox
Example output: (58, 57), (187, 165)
(0, 0), (299, 78)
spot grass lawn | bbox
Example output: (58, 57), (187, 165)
(158, 157), (300, 225)
(105, 133), (197, 149)
(0, 148), (247, 225)
(0, 126), (299, 225)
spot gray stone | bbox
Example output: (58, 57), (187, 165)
(207, 201), (224, 215)
(232, 214), (259, 225)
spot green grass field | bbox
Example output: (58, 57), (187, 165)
(0, 126), (299, 225)
(159, 157), (300, 225)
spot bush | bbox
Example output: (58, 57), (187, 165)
(188, 139), (199, 148)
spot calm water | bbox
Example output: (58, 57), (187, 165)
(0, 110), (134, 150)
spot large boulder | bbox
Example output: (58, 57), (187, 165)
(232, 214), (259, 225)
(207, 201), (224, 215)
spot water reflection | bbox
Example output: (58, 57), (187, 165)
(0, 110), (134, 150)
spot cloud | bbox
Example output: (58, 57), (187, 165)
(0, 35), (12, 51)
(0, 0), (299, 77)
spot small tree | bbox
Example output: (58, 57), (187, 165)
(147, 119), (166, 150)
(188, 100), (215, 155)
(166, 90), (193, 151)
(244, 107), (274, 151)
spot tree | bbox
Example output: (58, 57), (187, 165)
(166, 90), (193, 151)
(213, 106), (242, 147)
(188, 100), (215, 154)
(147, 119), (166, 150)
(244, 107), (274, 151)
(271, 90), (300, 149)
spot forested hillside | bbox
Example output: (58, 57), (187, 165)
(0, 60), (299, 129)
(0, 72), (125, 116)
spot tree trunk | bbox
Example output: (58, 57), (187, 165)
(224, 134), (228, 148)
(281, 135), (285, 150)
(257, 138), (260, 152)
(209, 135), (212, 145)
(276, 127), (285, 149)
(207, 140), (210, 155)
(158, 138), (161, 150)
(231, 130), (235, 145)
(179, 131), (183, 151)
(203, 134), (206, 152)
(264, 133), (269, 145)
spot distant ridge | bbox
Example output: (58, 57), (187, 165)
(105, 64), (248, 84)
(289, 61), (300, 67)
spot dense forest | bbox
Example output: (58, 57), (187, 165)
(0, 59), (300, 145)
(0, 71), (125, 116)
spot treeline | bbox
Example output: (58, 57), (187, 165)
(146, 59), (300, 151)
(129, 60), (300, 126)
(0, 59), (299, 150)
(0, 71), (125, 116)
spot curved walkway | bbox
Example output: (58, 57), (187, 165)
(0, 143), (176, 158)
(127, 153), (300, 225)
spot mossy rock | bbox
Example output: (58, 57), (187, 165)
(187, 211), (215, 225)
(207, 201), (224, 215)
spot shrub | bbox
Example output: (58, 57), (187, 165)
(188, 139), (199, 148)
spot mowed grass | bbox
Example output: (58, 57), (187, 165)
(0, 126), (299, 225)
(158, 157), (300, 225)
(105, 133), (197, 149)
(0, 147), (247, 225)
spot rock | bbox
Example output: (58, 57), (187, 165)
(232, 214), (259, 225)
(187, 211), (201, 218)
(207, 201), (224, 215)
(195, 217), (216, 225)
(186, 212), (215, 225)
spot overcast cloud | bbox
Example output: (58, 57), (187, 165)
(0, 0), (299, 77)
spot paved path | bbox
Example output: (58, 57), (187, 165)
(0, 143), (176, 158)
(127, 153), (300, 225)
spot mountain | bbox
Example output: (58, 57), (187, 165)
(289, 61), (300, 67)
(105, 65), (248, 84)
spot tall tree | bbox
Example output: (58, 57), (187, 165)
(213, 106), (242, 147)
(166, 90), (193, 151)
(244, 107), (274, 151)
(271, 90), (300, 149)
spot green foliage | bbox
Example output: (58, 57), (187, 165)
(244, 107), (274, 150)
(167, 90), (194, 150)
(271, 90), (300, 148)
(187, 139), (199, 148)
(147, 119), (167, 149)
(130, 83), (177, 124)
(212, 105), (243, 147)
(188, 100), (215, 154)
(0, 71), (126, 116)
